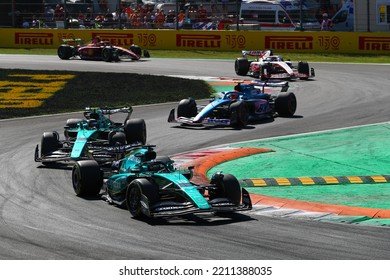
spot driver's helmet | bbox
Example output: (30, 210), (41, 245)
(89, 111), (99, 120)
(229, 92), (239, 100)
(92, 36), (101, 44)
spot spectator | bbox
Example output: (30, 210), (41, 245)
(31, 15), (39, 28)
(84, 7), (93, 28)
(125, 5), (134, 18)
(165, 10), (175, 28)
(320, 13), (333, 30)
(54, 5), (64, 21)
(22, 20), (30, 28)
(197, 4), (208, 22)
(177, 10), (186, 28)
(78, 11), (85, 27)
(120, 9), (129, 28)
(155, 10), (165, 29)
(188, 6), (197, 24)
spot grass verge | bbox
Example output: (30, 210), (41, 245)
(0, 69), (212, 119)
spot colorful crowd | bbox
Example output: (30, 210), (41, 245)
(22, 2), (235, 30)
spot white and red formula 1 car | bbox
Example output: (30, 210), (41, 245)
(234, 49), (315, 81)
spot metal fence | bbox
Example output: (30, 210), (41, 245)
(0, 1), (368, 32)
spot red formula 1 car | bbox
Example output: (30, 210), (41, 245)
(57, 38), (150, 62)
(235, 49), (315, 80)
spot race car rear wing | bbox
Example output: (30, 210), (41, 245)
(84, 106), (133, 123)
(242, 49), (272, 58)
(60, 38), (84, 45)
(250, 80), (289, 92)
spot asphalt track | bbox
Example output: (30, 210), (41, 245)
(0, 55), (390, 260)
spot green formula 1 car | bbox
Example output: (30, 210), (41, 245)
(72, 145), (252, 219)
(35, 106), (146, 166)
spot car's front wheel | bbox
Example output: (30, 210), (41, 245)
(40, 131), (60, 157)
(72, 160), (103, 196)
(209, 172), (241, 206)
(126, 179), (159, 218)
(298, 61), (310, 79)
(275, 92), (297, 117)
(177, 98), (197, 118)
(235, 58), (250, 76)
(229, 101), (249, 127)
(57, 45), (73, 59)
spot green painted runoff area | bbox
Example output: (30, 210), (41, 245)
(207, 123), (390, 210)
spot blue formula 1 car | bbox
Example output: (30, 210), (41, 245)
(35, 106), (147, 166)
(72, 145), (252, 219)
(168, 80), (297, 127)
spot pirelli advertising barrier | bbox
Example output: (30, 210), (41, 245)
(1, 28), (390, 54)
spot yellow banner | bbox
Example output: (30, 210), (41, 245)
(1, 28), (390, 54)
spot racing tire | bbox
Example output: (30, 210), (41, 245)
(177, 98), (197, 118)
(130, 44), (142, 57)
(210, 173), (241, 206)
(275, 92), (297, 117)
(57, 45), (73, 60)
(64, 118), (82, 138)
(229, 101), (249, 127)
(124, 118), (147, 145)
(143, 50), (150, 58)
(41, 131), (60, 157)
(298, 61), (310, 80)
(234, 58), (250, 76)
(72, 160), (103, 197)
(102, 47), (114, 62)
(126, 178), (159, 218)
(108, 131), (127, 146)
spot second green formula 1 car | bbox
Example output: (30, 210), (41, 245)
(35, 106), (147, 166)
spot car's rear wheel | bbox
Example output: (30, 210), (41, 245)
(108, 131), (127, 146)
(72, 160), (103, 196)
(275, 92), (297, 117)
(102, 47), (114, 62)
(64, 118), (82, 138)
(234, 58), (250, 76)
(124, 119), (147, 144)
(57, 45), (73, 59)
(126, 179), (159, 218)
(229, 101), (249, 127)
(177, 98), (197, 118)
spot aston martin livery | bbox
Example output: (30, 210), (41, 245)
(35, 106), (147, 165)
(72, 145), (252, 219)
